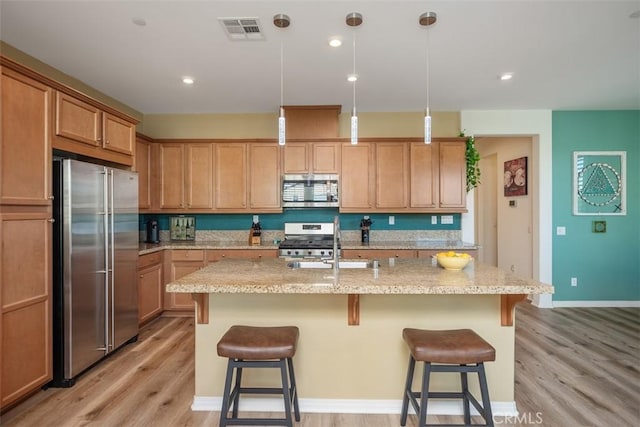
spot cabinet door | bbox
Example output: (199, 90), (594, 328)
(439, 141), (466, 209)
(215, 144), (247, 209)
(135, 138), (152, 210)
(410, 143), (438, 209)
(1, 212), (52, 408)
(283, 143), (309, 174)
(312, 142), (340, 173)
(102, 113), (134, 156)
(1, 68), (52, 206)
(376, 142), (408, 209)
(158, 143), (185, 209)
(249, 144), (281, 210)
(185, 143), (214, 209)
(340, 143), (374, 211)
(167, 262), (201, 310)
(54, 91), (100, 147)
(138, 263), (163, 325)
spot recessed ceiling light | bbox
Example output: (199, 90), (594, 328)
(182, 77), (195, 85)
(132, 17), (147, 26)
(499, 73), (514, 81)
(630, 10), (640, 19)
(347, 74), (358, 82)
(329, 37), (342, 47)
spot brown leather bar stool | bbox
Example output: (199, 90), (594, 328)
(400, 328), (496, 427)
(217, 325), (300, 427)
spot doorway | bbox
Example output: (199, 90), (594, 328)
(474, 137), (533, 279)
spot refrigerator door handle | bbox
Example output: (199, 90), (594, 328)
(102, 168), (110, 354)
(108, 169), (115, 351)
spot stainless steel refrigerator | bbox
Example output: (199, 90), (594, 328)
(51, 158), (139, 387)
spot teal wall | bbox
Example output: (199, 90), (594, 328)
(552, 111), (640, 301)
(140, 210), (461, 232)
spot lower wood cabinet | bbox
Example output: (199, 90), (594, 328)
(0, 212), (52, 410)
(137, 252), (163, 325)
(164, 250), (205, 312)
(162, 249), (278, 315)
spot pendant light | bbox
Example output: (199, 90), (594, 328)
(420, 12), (437, 144)
(346, 12), (362, 145)
(273, 14), (291, 145)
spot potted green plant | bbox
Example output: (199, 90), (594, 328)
(460, 131), (481, 192)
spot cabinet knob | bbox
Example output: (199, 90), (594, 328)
(47, 218), (55, 223)
(48, 195), (54, 200)
(105, 139), (110, 144)
(139, 275), (144, 278)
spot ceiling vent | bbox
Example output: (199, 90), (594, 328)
(218, 17), (264, 40)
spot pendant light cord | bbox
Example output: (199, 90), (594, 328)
(280, 39), (284, 108)
(352, 30), (357, 115)
(426, 25), (430, 116)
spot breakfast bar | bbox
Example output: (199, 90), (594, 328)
(166, 257), (553, 415)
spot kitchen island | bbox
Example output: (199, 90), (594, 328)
(166, 257), (553, 416)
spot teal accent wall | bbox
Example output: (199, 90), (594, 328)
(552, 110), (640, 301)
(140, 210), (461, 232)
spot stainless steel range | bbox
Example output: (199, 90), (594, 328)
(279, 222), (340, 258)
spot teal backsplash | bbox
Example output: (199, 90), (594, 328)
(140, 210), (461, 231)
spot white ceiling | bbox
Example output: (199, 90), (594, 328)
(1, 0), (639, 115)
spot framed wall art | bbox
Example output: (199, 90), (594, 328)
(573, 151), (626, 216)
(504, 156), (528, 197)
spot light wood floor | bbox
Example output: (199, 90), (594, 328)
(1, 302), (638, 426)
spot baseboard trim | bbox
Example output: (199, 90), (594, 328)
(191, 396), (518, 416)
(553, 300), (640, 308)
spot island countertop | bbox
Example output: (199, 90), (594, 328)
(166, 257), (553, 296)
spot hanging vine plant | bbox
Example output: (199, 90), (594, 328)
(460, 131), (481, 192)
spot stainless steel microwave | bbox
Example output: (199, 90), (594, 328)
(282, 174), (339, 208)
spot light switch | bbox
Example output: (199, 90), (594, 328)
(556, 226), (566, 236)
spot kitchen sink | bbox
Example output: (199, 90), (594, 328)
(287, 260), (372, 269)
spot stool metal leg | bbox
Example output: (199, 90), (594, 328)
(460, 365), (471, 425)
(477, 363), (494, 427)
(219, 358), (235, 427)
(287, 357), (301, 421)
(278, 358), (293, 427)
(400, 355), (416, 426)
(418, 362), (432, 427)
(231, 361), (243, 418)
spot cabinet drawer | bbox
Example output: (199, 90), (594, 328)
(171, 249), (205, 261)
(207, 249), (278, 262)
(138, 252), (162, 269)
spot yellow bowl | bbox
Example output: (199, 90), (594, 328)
(436, 253), (473, 271)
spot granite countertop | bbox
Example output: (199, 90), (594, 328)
(140, 240), (478, 255)
(166, 257), (553, 295)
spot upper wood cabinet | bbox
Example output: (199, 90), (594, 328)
(135, 136), (153, 211)
(54, 91), (136, 166)
(375, 142), (409, 209)
(438, 141), (466, 209)
(283, 142), (340, 174)
(157, 142), (214, 211)
(1, 67), (52, 206)
(340, 143), (375, 211)
(215, 143), (247, 210)
(249, 144), (281, 210)
(410, 142), (438, 209)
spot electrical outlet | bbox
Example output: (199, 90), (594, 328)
(389, 215), (395, 225)
(557, 226), (566, 236)
(441, 215), (453, 225)
(431, 216), (438, 225)
(571, 277), (577, 287)
(253, 215), (259, 223)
